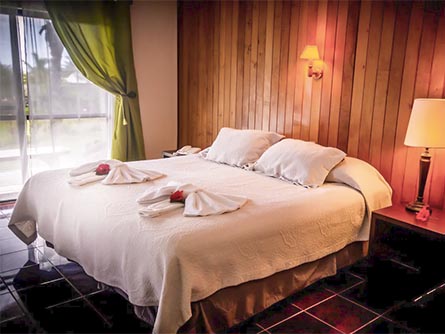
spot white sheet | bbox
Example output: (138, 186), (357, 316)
(9, 155), (391, 333)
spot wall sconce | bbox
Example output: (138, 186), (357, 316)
(300, 45), (323, 80)
(404, 98), (445, 212)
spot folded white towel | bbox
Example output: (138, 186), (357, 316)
(137, 182), (200, 204)
(137, 182), (248, 217)
(139, 199), (184, 218)
(102, 163), (164, 185)
(184, 191), (248, 216)
(68, 172), (106, 186)
(69, 159), (122, 177)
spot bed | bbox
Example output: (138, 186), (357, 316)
(8, 129), (392, 333)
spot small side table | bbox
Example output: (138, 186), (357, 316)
(370, 203), (445, 278)
(369, 204), (445, 329)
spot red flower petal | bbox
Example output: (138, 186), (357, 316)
(170, 190), (184, 203)
(96, 163), (110, 175)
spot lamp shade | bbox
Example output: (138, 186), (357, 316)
(404, 98), (445, 148)
(300, 45), (320, 60)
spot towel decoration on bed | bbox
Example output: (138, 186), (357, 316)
(69, 159), (121, 177)
(68, 160), (164, 186)
(137, 181), (248, 217)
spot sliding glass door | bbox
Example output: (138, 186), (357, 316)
(0, 11), (25, 200)
(0, 8), (114, 200)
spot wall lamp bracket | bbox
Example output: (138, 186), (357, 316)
(307, 62), (323, 80)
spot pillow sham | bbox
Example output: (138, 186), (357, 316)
(254, 138), (346, 187)
(326, 157), (392, 239)
(206, 128), (284, 167)
(326, 157), (393, 196)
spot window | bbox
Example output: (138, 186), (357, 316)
(0, 8), (114, 200)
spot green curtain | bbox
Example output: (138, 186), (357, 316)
(45, 0), (145, 161)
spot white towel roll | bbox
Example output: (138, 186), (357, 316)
(102, 164), (164, 185)
(184, 191), (248, 216)
(139, 199), (184, 218)
(69, 159), (122, 177)
(137, 182), (200, 204)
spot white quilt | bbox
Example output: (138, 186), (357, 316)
(9, 155), (392, 333)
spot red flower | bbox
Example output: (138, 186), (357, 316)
(170, 190), (185, 203)
(96, 163), (111, 175)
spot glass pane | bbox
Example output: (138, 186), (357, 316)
(0, 13), (22, 198)
(22, 16), (113, 173)
(28, 118), (109, 174)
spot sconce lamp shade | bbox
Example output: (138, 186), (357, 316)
(300, 45), (320, 60)
(404, 99), (445, 148)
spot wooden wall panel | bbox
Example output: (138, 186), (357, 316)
(178, 0), (445, 209)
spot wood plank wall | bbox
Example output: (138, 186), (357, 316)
(178, 0), (445, 209)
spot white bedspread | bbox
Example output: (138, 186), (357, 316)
(9, 155), (391, 333)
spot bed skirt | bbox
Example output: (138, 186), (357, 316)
(132, 241), (367, 333)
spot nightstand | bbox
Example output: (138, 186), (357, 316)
(162, 150), (177, 158)
(370, 204), (445, 332)
(370, 203), (445, 284)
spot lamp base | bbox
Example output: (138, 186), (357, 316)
(405, 201), (427, 213)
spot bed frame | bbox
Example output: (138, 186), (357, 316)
(130, 241), (367, 333)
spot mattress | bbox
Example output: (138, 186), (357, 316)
(9, 155), (392, 333)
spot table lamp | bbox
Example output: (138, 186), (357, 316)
(404, 98), (445, 212)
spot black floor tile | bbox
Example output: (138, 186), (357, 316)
(356, 316), (414, 334)
(56, 262), (104, 295)
(2, 211), (13, 218)
(0, 315), (37, 333)
(341, 261), (433, 313)
(0, 218), (9, 228)
(269, 311), (341, 333)
(0, 277), (8, 294)
(307, 295), (377, 333)
(87, 289), (152, 332)
(1, 261), (62, 291)
(340, 281), (402, 314)
(0, 249), (46, 274)
(0, 206), (15, 217)
(226, 320), (262, 334)
(291, 282), (334, 310)
(35, 298), (109, 333)
(322, 269), (363, 293)
(0, 227), (16, 241)
(15, 279), (80, 315)
(348, 258), (373, 279)
(0, 238), (34, 255)
(387, 283), (445, 333)
(255, 301), (301, 329)
(0, 291), (24, 323)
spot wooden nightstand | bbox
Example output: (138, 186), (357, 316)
(369, 204), (445, 328)
(370, 203), (445, 282)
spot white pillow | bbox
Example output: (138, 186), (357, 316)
(206, 128), (284, 167)
(254, 138), (346, 187)
(198, 147), (211, 159)
(326, 157), (393, 195)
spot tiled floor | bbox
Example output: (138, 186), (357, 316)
(1, 201), (444, 333)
